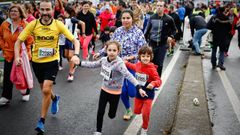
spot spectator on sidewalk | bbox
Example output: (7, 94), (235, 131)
(189, 13), (207, 55)
(207, 6), (231, 70)
(0, 5), (33, 105)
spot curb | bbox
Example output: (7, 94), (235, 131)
(171, 55), (212, 135)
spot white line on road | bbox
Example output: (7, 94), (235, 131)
(123, 47), (181, 135)
(218, 71), (240, 122)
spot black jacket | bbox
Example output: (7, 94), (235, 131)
(207, 14), (231, 51)
(189, 15), (207, 36)
(144, 13), (176, 45)
(76, 11), (98, 36)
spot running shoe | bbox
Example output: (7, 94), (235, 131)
(167, 51), (173, 57)
(93, 132), (102, 135)
(0, 97), (10, 105)
(22, 94), (30, 102)
(35, 120), (45, 133)
(67, 74), (74, 82)
(218, 65), (226, 71)
(59, 66), (63, 71)
(141, 128), (148, 135)
(123, 109), (133, 120)
(51, 95), (60, 114)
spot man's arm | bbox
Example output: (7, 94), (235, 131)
(144, 16), (152, 40)
(72, 38), (80, 55)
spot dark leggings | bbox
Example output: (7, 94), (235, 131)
(59, 45), (64, 66)
(96, 90), (120, 132)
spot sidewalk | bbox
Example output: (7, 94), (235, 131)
(171, 55), (212, 135)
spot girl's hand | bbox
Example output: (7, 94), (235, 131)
(71, 55), (80, 65)
(139, 89), (148, 97)
(146, 84), (154, 89)
(124, 56), (135, 61)
(93, 53), (100, 60)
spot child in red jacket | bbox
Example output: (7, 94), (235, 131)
(125, 45), (162, 135)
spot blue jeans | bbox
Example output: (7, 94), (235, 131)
(211, 45), (224, 66)
(193, 28), (208, 53)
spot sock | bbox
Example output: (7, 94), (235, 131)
(40, 118), (45, 124)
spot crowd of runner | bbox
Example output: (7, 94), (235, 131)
(0, 0), (240, 135)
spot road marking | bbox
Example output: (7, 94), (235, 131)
(124, 47), (181, 135)
(218, 71), (240, 122)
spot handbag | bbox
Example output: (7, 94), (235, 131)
(10, 62), (28, 90)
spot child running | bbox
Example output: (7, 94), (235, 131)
(79, 40), (147, 135)
(57, 14), (66, 70)
(125, 45), (162, 135)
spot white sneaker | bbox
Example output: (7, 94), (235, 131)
(93, 132), (102, 135)
(141, 128), (147, 135)
(59, 66), (63, 71)
(0, 97), (10, 105)
(22, 95), (30, 102)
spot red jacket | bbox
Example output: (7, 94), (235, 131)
(125, 61), (162, 99)
(99, 11), (112, 32)
(125, 61), (161, 87)
(230, 14), (239, 35)
(126, 62), (162, 100)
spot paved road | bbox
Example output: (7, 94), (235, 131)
(1, 27), (240, 135)
(0, 41), (188, 135)
(203, 34), (240, 135)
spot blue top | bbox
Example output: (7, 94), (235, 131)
(177, 7), (186, 21)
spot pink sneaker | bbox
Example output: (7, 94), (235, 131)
(67, 74), (74, 82)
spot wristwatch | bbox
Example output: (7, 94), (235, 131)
(74, 54), (80, 57)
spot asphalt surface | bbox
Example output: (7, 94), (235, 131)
(203, 35), (240, 135)
(0, 42), (188, 135)
(2, 23), (240, 135)
(1, 26), (240, 135)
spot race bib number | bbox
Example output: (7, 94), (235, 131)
(38, 48), (55, 58)
(135, 73), (148, 86)
(100, 65), (112, 80)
